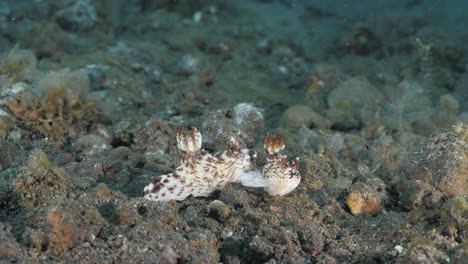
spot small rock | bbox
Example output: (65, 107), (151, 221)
(297, 222), (325, 257)
(299, 153), (334, 190)
(132, 118), (178, 157)
(23, 200), (107, 253)
(73, 134), (110, 156)
(111, 203), (143, 227)
(325, 133), (345, 156)
(179, 54), (199, 76)
(327, 77), (383, 130)
(346, 178), (386, 215)
(220, 237), (243, 264)
(398, 180), (442, 210)
(219, 185), (254, 208)
(95, 183), (127, 201)
(281, 105), (330, 131)
(232, 103), (264, 146)
(347, 191), (381, 215)
(55, 0), (97, 31)
(394, 245), (404, 254)
(201, 110), (238, 152)
(308, 63), (348, 93)
(207, 200), (232, 222)
(396, 239), (448, 264)
(14, 149), (68, 208)
(109, 146), (132, 161)
(404, 124), (467, 198)
(273, 46), (295, 58)
(201, 103), (263, 151)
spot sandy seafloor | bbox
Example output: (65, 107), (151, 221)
(0, 0), (467, 263)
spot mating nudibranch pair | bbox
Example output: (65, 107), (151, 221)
(143, 127), (300, 202)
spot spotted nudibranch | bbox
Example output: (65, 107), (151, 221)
(144, 126), (255, 201)
(261, 134), (301, 196)
(143, 127), (300, 201)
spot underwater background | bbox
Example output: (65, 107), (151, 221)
(0, 0), (466, 263)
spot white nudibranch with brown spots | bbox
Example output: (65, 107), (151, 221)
(261, 134), (301, 196)
(236, 134), (301, 196)
(143, 127), (300, 201)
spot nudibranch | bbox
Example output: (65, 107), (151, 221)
(144, 126), (256, 201)
(261, 134), (301, 196)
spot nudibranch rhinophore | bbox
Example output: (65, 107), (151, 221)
(144, 126), (256, 201)
(143, 127), (301, 202)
